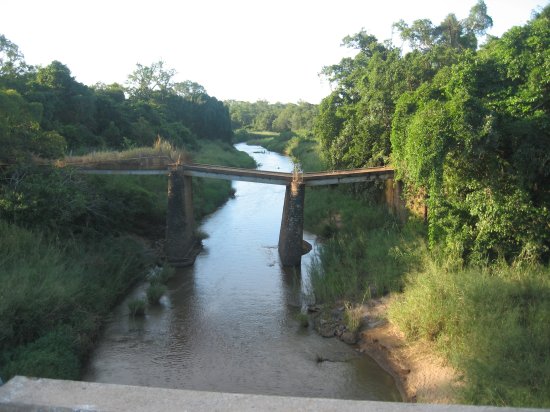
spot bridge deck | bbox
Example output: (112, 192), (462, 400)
(77, 163), (394, 185)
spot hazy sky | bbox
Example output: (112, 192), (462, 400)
(1, 0), (547, 103)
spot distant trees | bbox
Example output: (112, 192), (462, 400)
(227, 100), (318, 133)
(316, 1), (550, 263)
(0, 48), (233, 159)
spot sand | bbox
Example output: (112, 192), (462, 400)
(357, 297), (460, 403)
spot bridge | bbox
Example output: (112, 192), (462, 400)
(76, 161), (396, 267)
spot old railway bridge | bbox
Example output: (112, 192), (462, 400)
(76, 160), (396, 267)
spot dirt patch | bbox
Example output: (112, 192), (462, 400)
(357, 297), (460, 403)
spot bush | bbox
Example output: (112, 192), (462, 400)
(147, 265), (175, 284)
(307, 189), (425, 303)
(1, 327), (80, 380)
(0, 221), (150, 382)
(146, 283), (167, 305)
(127, 298), (146, 317)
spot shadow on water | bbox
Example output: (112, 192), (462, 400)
(83, 143), (401, 401)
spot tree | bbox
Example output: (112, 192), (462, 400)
(394, 1), (492, 51)
(126, 61), (176, 100)
(0, 89), (65, 161)
(26, 61), (98, 148)
(391, 7), (549, 262)
(174, 81), (207, 102)
(0, 34), (28, 82)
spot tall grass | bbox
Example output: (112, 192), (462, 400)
(59, 137), (188, 168)
(305, 187), (425, 303)
(286, 135), (326, 172)
(0, 221), (151, 381)
(389, 259), (550, 407)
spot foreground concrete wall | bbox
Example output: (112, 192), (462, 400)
(0, 376), (545, 412)
(278, 182), (305, 267)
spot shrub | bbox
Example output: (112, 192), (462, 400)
(146, 283), (167, 305)
(1, 326), (80, 380)
(127, 298), (146, 317)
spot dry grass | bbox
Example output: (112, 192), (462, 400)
(56, 138), (189, 169)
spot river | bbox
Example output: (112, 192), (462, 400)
(84, 143), (401, 401)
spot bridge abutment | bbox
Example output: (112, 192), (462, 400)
(166, 168), (195, 267)
(278, 181), (305, 267)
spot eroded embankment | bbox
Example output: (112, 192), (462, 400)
(356, 298), (459, 403)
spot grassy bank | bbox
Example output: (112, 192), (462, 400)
(0, 221), (150, 381)
(389, 259), (550, 407)
(252, 132), (550, 408)
(234, 129), (293, 154)
(0, 139), (256, 383)
(306, 188), (425, 303)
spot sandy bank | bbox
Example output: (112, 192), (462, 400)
(357, 297), (460, 403)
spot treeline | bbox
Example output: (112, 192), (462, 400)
(1, 37), (233, 163)
(315, 1), (549, 264)
(227, 99), (318, 133)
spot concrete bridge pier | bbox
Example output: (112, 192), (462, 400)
(278, 181), (306, 267)
(166, 167), (195, 267)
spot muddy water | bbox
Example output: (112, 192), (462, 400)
(84, 143), (401, 401)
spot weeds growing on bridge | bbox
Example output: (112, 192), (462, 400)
(59, 137), (189, 168)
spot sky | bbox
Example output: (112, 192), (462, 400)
(1, 0), (548, 104)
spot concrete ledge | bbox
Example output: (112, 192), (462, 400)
(0, 376), (545, 412)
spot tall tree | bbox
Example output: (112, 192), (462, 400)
(126, 61), (176, 100)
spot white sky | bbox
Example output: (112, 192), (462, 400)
(1, 0), (548, 103)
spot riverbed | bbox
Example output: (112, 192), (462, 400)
(84, 143), (401, 401)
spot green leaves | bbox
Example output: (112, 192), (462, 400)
(391, 9), (550, 262)
(321, 5), (550, 263)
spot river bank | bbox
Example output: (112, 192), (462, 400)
(0, 140), (257, 384)
(307, 296), (459, 404)
(357, 297), (459, 403)
(238, 132), (462, 403)
(83, 143), (401, 401)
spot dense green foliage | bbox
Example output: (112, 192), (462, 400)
(306, 3), (550, 406)
(1, 36), (233, 161)
(0, 221), (150, 380)
(392, 10), (550, 263)
(227, 100), (318, 133)
(316, 3), (549, 264)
